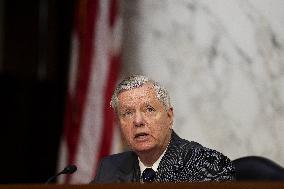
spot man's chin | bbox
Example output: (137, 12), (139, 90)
(132, 144), (155, 154)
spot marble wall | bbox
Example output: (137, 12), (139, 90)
(121, 0), (284, 165)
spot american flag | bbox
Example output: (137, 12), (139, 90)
(58, 0), (122, 183)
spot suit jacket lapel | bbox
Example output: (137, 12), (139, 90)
(155, 131), (184, 182)
(117, 151), (141, 183)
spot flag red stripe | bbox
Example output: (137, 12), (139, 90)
(97, 55), (121, 161)
(64, 0), (99, 178)
(109, 0), (118, 27)
(95, 0), (121, 172)
(60, 0), (122, 183)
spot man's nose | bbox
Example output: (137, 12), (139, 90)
(133, 111), (144, 127)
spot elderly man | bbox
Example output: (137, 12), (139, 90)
(94, 75), (235, 183)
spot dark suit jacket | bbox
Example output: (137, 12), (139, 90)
(93, 131), (235, 183)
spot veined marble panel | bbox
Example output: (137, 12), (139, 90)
(122, 0), (284, 165)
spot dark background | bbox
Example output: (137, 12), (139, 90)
(0, 0), (75, 183)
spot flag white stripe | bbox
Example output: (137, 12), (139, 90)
(71, 0), (112, 183)
(58, 0), (123, 183)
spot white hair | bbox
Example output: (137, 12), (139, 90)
(110, 75), (171, 110)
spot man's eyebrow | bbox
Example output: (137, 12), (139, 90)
(144, 101), (154, 106)
(119, 105), (132, 110)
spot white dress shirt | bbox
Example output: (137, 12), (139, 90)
(138, 148), (167, 176)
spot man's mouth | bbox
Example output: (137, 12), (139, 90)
(134, 132), (149, 139)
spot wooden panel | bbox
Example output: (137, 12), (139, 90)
(0, 182), (283, 189)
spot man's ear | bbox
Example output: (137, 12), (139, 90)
(167, 107), (174, 127)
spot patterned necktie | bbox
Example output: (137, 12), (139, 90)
(142, 168), (156, 182)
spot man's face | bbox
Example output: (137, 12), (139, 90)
(116, 84), (173, 154)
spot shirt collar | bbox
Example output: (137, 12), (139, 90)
(138, 147), (167, 175)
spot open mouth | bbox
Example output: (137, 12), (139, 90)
(134, 132), (149, 139)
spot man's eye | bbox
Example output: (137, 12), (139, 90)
(146, 106), (155, 112)
(126, 111), (132, 115)
(123, 110), (132, 116)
